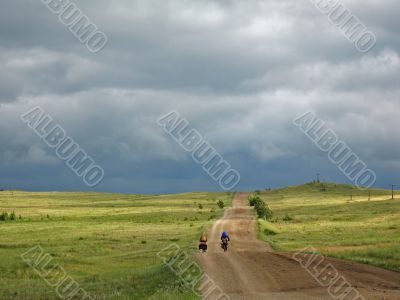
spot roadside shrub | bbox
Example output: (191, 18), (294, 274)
(248, 194), (273, 220)
(256, 203), (273, 220)
(248, 194), (257, 206)
(217, 200), (225, 209)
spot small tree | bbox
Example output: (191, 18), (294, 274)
(217, 200), (224, 209)
(0, 212), (9, 221)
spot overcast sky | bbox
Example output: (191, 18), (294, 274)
(1, 0), (399, 194)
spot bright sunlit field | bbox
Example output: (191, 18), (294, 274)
(258, 183), (400, 271)
(0, 191), (234, 300)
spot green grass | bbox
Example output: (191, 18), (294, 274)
(256, 182), (400, 271)
(258, 219), (279, 236)
(0, 191), (234, 299)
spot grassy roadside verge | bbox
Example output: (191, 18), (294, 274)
(254, 183), (400, 271)
(0, 191), (234, 299)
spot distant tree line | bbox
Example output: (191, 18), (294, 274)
(0, 212), (18, 221)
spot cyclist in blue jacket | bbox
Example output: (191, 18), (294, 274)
(221, 231), (230, 241)
(220, 231), (230, 251)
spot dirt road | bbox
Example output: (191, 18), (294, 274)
(196, 192), (400, 300)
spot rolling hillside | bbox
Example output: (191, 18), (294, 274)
(257, 182), (400, 271)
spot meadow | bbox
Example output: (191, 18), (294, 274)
(0, 191), (234, 300)
(2, 183), (399, 300)
(257, 182), (400, 271)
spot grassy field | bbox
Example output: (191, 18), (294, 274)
(3, 183), (399, 299)
(0, 191), (234, 300)
(256, 182), (400, 271)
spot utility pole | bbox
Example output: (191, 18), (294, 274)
(389, 185), (400, 200)
(316, 173), (320, 183)
(368, 190), (371, 201)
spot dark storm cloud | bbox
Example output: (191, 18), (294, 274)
(0, 0), (399, 192)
